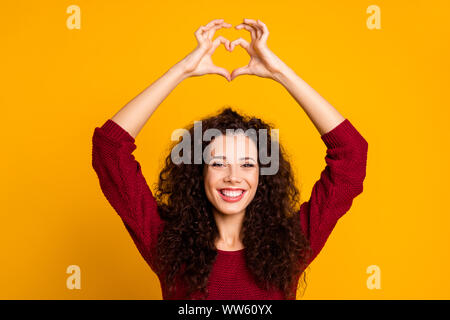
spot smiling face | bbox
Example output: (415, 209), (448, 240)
(203, 133), (259, 216)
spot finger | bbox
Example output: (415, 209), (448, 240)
(207, 22), (232, 40)
(235, 24), (257, 41)
(210, 65), (231, 82)
(243, 18), (263, 39)
(204, 19), (225, 32)
(199, 20), (224, 39)
(256, 19), (270, 42)
(229, 38), (250, 52)
(230, 66), (251, 81)
(195, 26), (207, 41)
(205, 19), (224, 27)
(211, 36), (230, 52)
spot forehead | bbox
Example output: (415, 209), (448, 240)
(208, 133), (258, 159)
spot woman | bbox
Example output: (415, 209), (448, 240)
(92, 18), (368, 300)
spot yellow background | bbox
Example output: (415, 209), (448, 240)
(1, 0), (449, 299)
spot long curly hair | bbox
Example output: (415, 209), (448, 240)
(153, 106), (313, 300)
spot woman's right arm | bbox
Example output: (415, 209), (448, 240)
(110, 18), (233, 139)
(92, 120), (163, 272)
(92, 19), (232, 272)
(110, 63), (187, 139)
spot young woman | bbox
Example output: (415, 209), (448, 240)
(92, 18), (368, 300)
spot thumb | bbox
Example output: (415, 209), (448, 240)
(210, 66), (231, 82)
(230, 66), (251, 81)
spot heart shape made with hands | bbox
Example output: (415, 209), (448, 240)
(222, 41), (241, 79)
(203, 36), (251, 82)
(221, 36), (261, 82)
(195, 19), (273, 82)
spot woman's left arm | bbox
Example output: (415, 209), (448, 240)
(233, 19), (368, 264)
(230, 18), (345, 135)
(271, 66), (346, 135)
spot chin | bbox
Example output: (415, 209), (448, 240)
(215, 205), (246, 215)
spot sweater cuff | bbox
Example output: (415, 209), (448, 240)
(99, 119), (135, 143)
(320, 119), (366, 148)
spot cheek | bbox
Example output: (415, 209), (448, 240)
(203, 171), (220, 196)
(248, 171), (259, 186)
(203, 179), (215, 203)
(203, 177), (212, 195)
(245, 172), (259, 196)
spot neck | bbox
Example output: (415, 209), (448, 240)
(212, 208), (245, 249)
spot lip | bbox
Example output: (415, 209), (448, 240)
(217, 188), (247, 203)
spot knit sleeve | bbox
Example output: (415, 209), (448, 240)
(299, 119), (368, 265)
(91, 119), (164, 272)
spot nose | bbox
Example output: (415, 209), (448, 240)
(224, 164), (242, 183)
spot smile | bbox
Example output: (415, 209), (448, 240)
(217, 188), (247, 202)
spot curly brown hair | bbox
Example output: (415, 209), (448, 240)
(153, 106), (313, 299)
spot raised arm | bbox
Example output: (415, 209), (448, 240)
(298, 119), (368, 264)
(92, 19), (233, 272)
(111, 18), (233, 139)
(228, 18), (345, 135)
(230, 19), (368, 263)
(92, 120), (163, 271)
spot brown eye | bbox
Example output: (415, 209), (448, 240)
(242, 163), (255, 168)
(211, 162), (224, 167)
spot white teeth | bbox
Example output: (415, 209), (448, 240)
(220, 190), (244, 197)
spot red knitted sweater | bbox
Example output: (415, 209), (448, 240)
(91, 118), (368, 300)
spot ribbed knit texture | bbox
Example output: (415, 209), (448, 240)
(91, 117), (368, 300)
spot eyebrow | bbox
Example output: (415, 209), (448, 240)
(211, 156), (256, 162)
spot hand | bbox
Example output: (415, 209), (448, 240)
(181, 19), (233, 82)
(228, 18), (287, 81)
